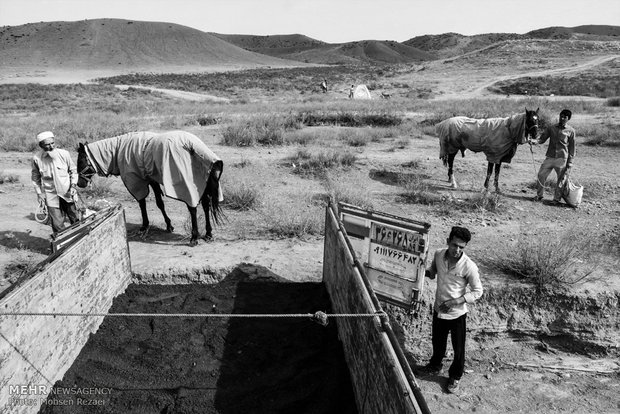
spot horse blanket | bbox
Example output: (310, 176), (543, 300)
(435, 113), (527, 164)
(85, 131), (221, 207)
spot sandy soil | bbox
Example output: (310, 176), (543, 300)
(39, 265), (358, 414)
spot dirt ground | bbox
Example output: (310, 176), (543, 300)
(38, 264), (358, 414)
(1, 63), (620, 413)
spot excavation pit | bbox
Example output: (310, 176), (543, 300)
(40, 264), (358, 413)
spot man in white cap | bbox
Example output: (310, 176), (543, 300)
(31, 131), (80, 235)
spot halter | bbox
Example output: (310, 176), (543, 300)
(78, 164), (97, 185)
(78, 148), (97, 185)
(524, 113), (539, 139)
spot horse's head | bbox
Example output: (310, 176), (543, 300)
(523, 107), (540, 142)
(76, 143), (96, 188)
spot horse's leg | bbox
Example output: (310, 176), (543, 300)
(494, 163), (502, 193)
(447, 152), (458, 189)
(201, 195), (213, 241)
(187, 205), (199, 246)
(137, 198), (149, 231)
(483, 163), (493, 190)
(150, 182), (174, 232)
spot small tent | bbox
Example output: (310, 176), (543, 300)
(353, 84), (372, 99)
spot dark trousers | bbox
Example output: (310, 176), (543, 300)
(429, 312), (467, 380)
(48, 198), (79, 234)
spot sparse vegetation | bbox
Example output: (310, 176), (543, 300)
(299, 110), (403, 127)
(260, 196), (324, 238)
(220, 115), (302, 146)
(223, 180), (260, 211)
(606, 96), (620, 107)
(488, 57), (620, 98)
(582, 123), (620, 147)
(485, 229), (602, 292)
(324, 172), (375, 210)
(289, 149), (356, 177)
(0, 171), (19, 184)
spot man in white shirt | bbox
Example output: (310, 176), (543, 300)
(31, 131), (80, 235)
(420, 226), (483, 393)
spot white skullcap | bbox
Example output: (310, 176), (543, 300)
(37, 131), (55, 142)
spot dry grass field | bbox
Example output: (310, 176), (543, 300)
(1, 21), (619, 413)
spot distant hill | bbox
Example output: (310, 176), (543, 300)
(0, 20), (618, 76)
(211, 33), (434, 64)
(404, 25), (620, 59)
(210, 33), (327, 57)
(0, 19), (299, 71)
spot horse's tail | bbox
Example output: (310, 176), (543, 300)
(207, 160), (226, 226)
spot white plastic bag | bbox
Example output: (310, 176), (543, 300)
(561, 174), (583, 208)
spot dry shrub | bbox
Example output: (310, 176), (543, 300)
(324, 172), (375, 211)
(606, 96), (620, 107)
(398, 171), (443, 205)
(223, 180), (260, 211)
(338, 129), (371, 147)
(0, 171), (19, 184)
(221, 116), (286, 146)
(463, 191), (506, 214)
(290, 149), (356, 177)
(484, 229), (601, 292)
(260, 196), (323, 239)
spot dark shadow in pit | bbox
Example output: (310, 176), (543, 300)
(39, 264), (358, 414)
(0, 230), (50, 255)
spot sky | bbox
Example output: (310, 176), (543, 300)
(1, 0), (619, 43)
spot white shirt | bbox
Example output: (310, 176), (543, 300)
(428, 247), (483, 320)
(31, 148), (78, 208)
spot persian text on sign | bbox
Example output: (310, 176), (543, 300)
(371, 223), (426, 254)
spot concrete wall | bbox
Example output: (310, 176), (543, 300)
(323, 205), (425, 414)
(0, 206), (131, 413)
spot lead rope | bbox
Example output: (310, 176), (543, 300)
(529, 142), (552, 190)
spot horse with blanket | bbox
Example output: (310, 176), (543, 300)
(77, 131), (224, 246)
(435, 108), (539, 191)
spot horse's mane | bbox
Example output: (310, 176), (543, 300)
(505, 113), (526, 142)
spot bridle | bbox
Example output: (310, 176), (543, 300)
(525, 113), (539, 139)
(78, 149), (97, 185)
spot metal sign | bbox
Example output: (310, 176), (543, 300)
(338, 203), (430, 311)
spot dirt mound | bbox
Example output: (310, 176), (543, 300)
(40, 264), (357, 414)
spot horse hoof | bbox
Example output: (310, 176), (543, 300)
(189, 239), (198, 247)
(202, 234), (213, 242)
(451, 182), (458, 189)
(166, 225), (174, 233)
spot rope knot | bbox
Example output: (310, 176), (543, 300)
(310, 311), (329, 327)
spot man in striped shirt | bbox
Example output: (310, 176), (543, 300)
(420, 226), (483, 394)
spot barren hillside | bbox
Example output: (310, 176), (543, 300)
(0, 19), (300, 71)
(404, 25), (620, 59)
